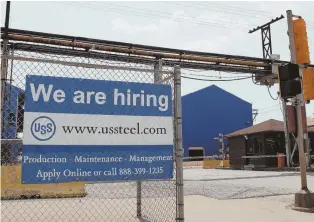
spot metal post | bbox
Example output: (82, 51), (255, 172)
(282, 99), (291, 167)
(287, 10), (314, 212)
(136, 181), (142, 217)
(222, 135), (225, 160)
(136, 58), (163, 217)
(174, 65), (184, 221)
(1, 1), (11, 138)
(221, 135), (225, 167)
(154, 58), (162, 83)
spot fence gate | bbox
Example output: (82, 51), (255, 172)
(1, 37), (184, 222)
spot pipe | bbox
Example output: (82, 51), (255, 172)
(1, 27), (270, 62)
(6, 42), (270, 74)
(6, 34), (268, 67)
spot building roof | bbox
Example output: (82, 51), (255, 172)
(182, 84), (252, 106)
(226, 119), (314, 138)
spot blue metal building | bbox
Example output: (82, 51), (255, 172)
(182, 85), (253, 158)
(2, 83), (24, 139)
(1, 83), (24, 164)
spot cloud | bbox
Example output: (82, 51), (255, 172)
(111, 18), (160, 35)
(110, 10), (187, 36)
(184, 35), (230, 52)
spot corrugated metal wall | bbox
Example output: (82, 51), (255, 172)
(2, 84), (24, 139)
(182, 85), (252, 157)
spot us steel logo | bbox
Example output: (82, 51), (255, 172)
(31, 116), (56, 141)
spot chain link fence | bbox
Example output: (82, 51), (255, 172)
(1, 39), (184, 222)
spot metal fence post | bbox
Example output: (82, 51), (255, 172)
(136, 181), (142, 217)
(174, 65), (184, 222)
(136, 58), (163, 218)
(1, 1), (11, 138)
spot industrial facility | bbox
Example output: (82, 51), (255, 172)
(1, 1), (314, 220)
(182, 85), (252, 159)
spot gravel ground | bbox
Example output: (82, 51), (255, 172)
(2, 169), (314, 222)
(184, 169), (314, 200)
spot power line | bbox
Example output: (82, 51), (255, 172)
(201, 2), (273, 16)
(58, 2), (314, 34)
(181, 75), (251, 81)
(192, 2), (314, 25)
(165, 2), (314, 31)
(163, 1), (270, 19)
(102, 2), (256, 27)
(258, 108), (281, 115)
(256, 104), (282, 114)
(59, 2), (256, 30)
(256, 104), (280, 111)
(183, 69), (256, 76)
(182, 72), (253, 79)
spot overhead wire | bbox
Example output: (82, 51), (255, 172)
(200, 1), (274, 15)
(182, 72), (254, 79)
(59, 2), (257, 30)
(58, 1), (314, 36)
(204, 2), (273, 17)
(164, 1), (314, 31)
(5, 2), (311, 124)
(181, 69), (268, 81)
(39, 3), (314, 80)
(267, 86), (279, 100)
(181, 75), (251, 81)
(184, 68), (257, 76)
(99, 2), (257, 27)
(256, 104), (280, 111)
(257, 107), (281, 115)
(191, 1), (314, 25)
(163, 1), (271, 19)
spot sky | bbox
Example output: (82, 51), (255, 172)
(1, 0), (314, 124)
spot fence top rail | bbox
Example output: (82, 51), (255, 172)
(2, 55), (174, 75)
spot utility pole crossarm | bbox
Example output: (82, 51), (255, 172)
(248, 15), (285, 34)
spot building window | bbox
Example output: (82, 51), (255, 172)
(254, 139), (263, 154)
